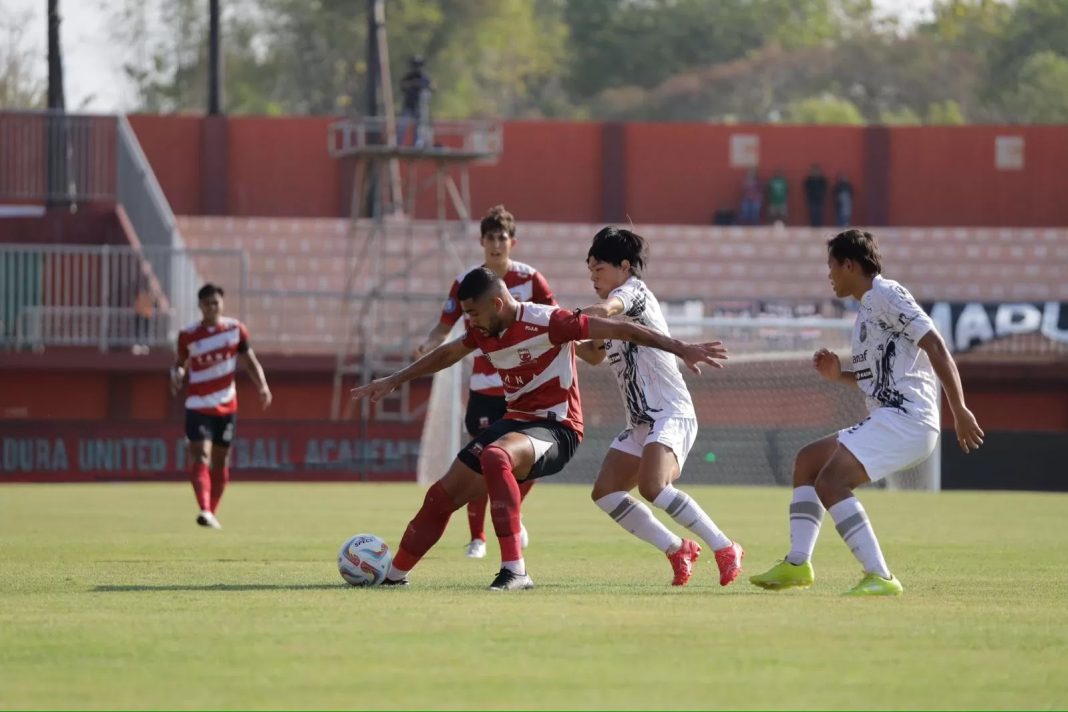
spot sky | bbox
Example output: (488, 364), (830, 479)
(3, 0), (938, 113)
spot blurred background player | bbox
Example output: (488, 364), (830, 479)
(415, 204), (557, 559)
(577, 227), (743, 587)
(170, 284), (272, 529)
(352, 267), (728, 591)
(750, 229), (984, 596)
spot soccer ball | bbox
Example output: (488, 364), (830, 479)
(337, 533), (392, 587)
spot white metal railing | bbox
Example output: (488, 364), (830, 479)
(0, 111), (116, 203)
(328, 117), (502, 159)
(0, 245), (245, 352)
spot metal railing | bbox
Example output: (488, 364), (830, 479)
(0, 111), (116, 203)
(0, 245), (246, 352)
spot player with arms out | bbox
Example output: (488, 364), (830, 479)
(414, 205), (555, 559)
(171, 284), (272, 529)
(351, 267), (728, 591)
(749, 229), (984, 596)
(577, 227), (743, 587)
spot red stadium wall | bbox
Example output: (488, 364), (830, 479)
(128, 115), (1068, 227)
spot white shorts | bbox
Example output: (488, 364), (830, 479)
(837, 408), (939, 482)
(610, 416), (698, 472)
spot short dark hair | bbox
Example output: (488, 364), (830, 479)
(827, 229), (882, 276)
(480, 205), (516, 238)
(587, 227), (648, 277)
(457, 267), (502, 302)
(198, 283), (224, 301)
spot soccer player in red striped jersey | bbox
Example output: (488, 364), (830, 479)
(415, 205), (556, 560)
(352, 267), (728, 591)
(170, 284), (272, 529)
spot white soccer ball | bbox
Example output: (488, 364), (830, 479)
(337, 533), (393, 587)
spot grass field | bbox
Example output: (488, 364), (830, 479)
(2, 482), (1067, 710)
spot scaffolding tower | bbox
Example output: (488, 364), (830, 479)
(326, 118), (503, 438)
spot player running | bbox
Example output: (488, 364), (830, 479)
(351, 267), (728, 591)
(749, 229), (984, 596)
(170, 284), (272, 529)
(414, 205), (555, 560)
(576, 227), (743, 587)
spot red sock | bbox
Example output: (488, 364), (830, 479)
(518, 478), (535, 501)
(209, 465), (229, 513)
(190, 462), (211, 511)
(480, 446), (522, 564)
(392, 482), (462, 572)
(466, 492), (488, 541)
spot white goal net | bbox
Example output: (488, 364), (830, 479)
(417, 316), (940, 490)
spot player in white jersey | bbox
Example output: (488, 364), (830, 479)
(750, 229), (984, 596)
(577, 227), (744, 587)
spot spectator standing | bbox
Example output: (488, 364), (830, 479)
(834, 173), (855, 227)
(804, 164), (829, 227)
(766, 170), (789, 224)
(738, 169), (762, 225)
(399, 56), (433, 148)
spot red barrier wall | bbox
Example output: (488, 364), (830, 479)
(128, 115), (1068, 227)
(889, 126), (1068, 226)
(622, 123), (868, 226)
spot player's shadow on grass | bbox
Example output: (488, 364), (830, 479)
(93, 583), (343, 592)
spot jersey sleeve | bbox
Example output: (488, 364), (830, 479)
(547, 309), (590, 345)
(609, 281), (647, 318)
(878, 282), (935, 345)
(237, 322), (251, 354)
(531, 271), (557, 306)
(438, 280), (463, 328)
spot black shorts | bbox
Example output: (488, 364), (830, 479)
(465, 390), (507, 437)
(185, 410), (237, 446)
(457, 417), (580, 481)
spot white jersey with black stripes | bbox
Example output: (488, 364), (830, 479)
(603, 276), (696, 428)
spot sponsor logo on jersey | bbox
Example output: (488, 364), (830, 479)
(854, 368), (873, 381)
(852, 351), (867, 364)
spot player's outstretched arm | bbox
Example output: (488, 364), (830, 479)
(240, 348), (272, 409)
(414, 321), (452, 358)
(576, 296), (625, 319)
(351, 338), (474, 403)
(584, 315), (727, 374)
(918, 330), (984, 453)
(575, 339), (606, 365)
(813, 348), (858, 389)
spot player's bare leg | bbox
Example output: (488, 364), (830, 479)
(815, 444), (902, 595)
(637, 443), (742, 586)
(480, 432), (536, 591)
(750, 434), (838, 589)
(384, 459), (483, 585)
(189, 440), (220, 529)
(593, 449), (700, 584)
(208, 445), (231, 517)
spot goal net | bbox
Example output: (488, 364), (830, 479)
(418, 316), (940, 491)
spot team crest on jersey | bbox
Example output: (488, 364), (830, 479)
(518, 348), (532, 362)
(859, 322), (868, 343)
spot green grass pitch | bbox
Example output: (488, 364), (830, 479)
(2, 482), (1067, 710)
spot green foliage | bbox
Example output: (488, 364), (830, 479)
(927, 99), (967, 124)
(0, 9), (45, 109)
(1001, 51), (1068, 123)
(786, 94), (865, 124)
(104, 0), (1068, 124)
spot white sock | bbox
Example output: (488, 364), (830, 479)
(502, 559), (525, 575)
(786, 485), (824, 565)
(386, 563), (409, 581)
(595, 491), (682, 554)
(828, 497), (892, 579)
(652, 485), (732, 551)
